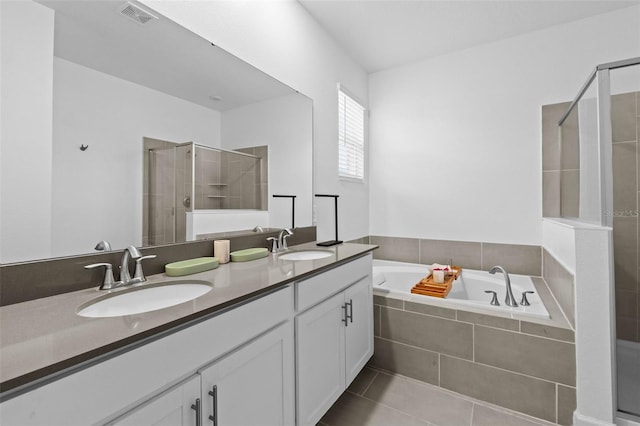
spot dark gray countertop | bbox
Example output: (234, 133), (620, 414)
(0, 242), (377, 396)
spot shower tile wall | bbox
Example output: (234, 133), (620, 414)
(542, 92), (640, 342)
(194, 148), (223, 210)
(236, 146), (268, 210)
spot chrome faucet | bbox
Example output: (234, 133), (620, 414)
(120, 245), (142, 285)
(488, 266), (518, 307)
(278, 228), (294, 250)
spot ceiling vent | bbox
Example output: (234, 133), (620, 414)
(117, 2), (158, 25)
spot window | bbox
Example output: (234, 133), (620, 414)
(338, 87), (365, 181)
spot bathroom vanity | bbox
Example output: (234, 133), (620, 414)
(0, 243), (375, 426)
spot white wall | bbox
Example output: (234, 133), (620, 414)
(369, 5), (640, 245)
(222, 93), (313, 230)
(140, 0), (369, 242)
(0, 1), (54, 263)
(51, 58), (220, 257)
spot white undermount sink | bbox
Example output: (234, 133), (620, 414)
(278, 250), (334, 261)
(77, 280), (212, 318)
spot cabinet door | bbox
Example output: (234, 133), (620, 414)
(110, 376), (200, 426)
(296, 293), (346, 426)
(199, 322), (294, 426)
(344, 276), (374, 385)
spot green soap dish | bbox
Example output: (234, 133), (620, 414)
(165, 257), (219, 276)
(230, 248), (269, 262)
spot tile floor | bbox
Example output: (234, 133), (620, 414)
(319, 367), (556, 426)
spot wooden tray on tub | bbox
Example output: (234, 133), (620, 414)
(410, 266), (461, 298)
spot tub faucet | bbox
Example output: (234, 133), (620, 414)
(489, 266), (518, 307)
(120, 245), (142, 285)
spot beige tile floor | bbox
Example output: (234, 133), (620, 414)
(319, 367), (556, 426)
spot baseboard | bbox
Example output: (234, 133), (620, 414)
(574, 411), (616, 426)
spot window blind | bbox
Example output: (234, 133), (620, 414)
(338, 88), (365, 180)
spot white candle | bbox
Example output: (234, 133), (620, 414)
(214, 240), (230, 264)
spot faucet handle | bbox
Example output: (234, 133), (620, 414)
(484, 290), (500, 306)
(85, 263), (117, 290)
(520, 291), (534, 306)
(267, 237), (279, 253)
(134, 255), (157, 282)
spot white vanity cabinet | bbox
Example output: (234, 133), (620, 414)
(110, 376), (200, 426)
(198, 322), (295, 426)
(0, 286), (294, 426)
(111, 322), (294, 426)
(295, 254), (373, 426)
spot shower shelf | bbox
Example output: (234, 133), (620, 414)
(207, 195), (240, 199)
(207, 183), (228, 186)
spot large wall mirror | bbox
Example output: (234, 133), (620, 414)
(1, 0), (313, 264)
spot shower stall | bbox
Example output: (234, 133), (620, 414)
(143, 140), (266, 246)
(554, 57), (640, 421)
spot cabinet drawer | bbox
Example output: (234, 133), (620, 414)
(296, 254), (372, 312)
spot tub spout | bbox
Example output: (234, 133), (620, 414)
(488, 266), (518, 307)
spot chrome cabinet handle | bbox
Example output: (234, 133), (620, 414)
(342, 303), (348, 326)
(484, 290), (500, 306)
(208, 385), (217, 425)
(191, 398), (201, 426)
(346, 299), (353, 323)
(520, 291), (535, 306)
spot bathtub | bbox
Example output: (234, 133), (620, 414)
(373, 259), (550, 319)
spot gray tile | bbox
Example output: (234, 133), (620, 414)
(560, 107), (579, 170)
(613, 217), (638, 292)
(374, 305), (381, 337)
(347, 367), (378, 396)
(543, 250), (575, 328)
(440, 355), (556, 423)
(560, 170), (579, 218)
(616, 290), (638, 318)
(481, 243), (541, 276)
(370, 236), (419, 263)
(612, 142), (638, 212)
(472, 404), (549, 426)
(373, 294), (403, 309)
(404, 300), (456, 320)
(320, 391), (428, 426)
(557, 385), (576, 426)
(542, 171), (560, 217)
(542, 102), (570, 172)
(420, 239), (482, 270)
(612, 92), (637, 143)
(370, 338), (439, 385)
(617, 316), (638, 341)
(381, 307), (473, 359)
(520, 321), (575, 343)
(474, 325), (576, 386)
(363, 372), (474, 426)
(456, 310), (519, 331)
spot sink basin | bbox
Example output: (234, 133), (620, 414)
(278, 250), (333, 261)
(77, 280), (212, 318)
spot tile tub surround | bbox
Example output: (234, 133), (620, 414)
(368, 235), (542, 277)
(370, 281), (575, 425)
(0, 226), (317, 307)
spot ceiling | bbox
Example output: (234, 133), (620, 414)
(298, 0), (640, 73)
(37, 1), (294, 111)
